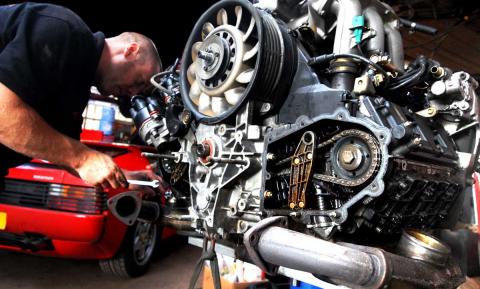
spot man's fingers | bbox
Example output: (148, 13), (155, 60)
(108, 171), (125, 190)
(99, 179), (111, 191)
(114, 169), (128, 188)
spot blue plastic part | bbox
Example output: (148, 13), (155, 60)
(291, 281), (324, 289)
(99, 106), (115, 136)
(352, 15), (365, 44)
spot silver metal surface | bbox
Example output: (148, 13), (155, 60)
(384, 22), (404, 70)
(254, 226), (387, 288)
(363, 6), (385, 54)
(397, 230), (451, 267)
(127, 179), (160, 188)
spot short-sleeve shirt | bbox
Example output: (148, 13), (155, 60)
(0, 2), (105, 176)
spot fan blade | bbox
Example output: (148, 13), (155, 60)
(243, 43), (259, 62)
(211, 96), (230, 115)
(187, 63), (197, 85)
(224, 87), (245, 105)
(217, 8), (228, 26)
(189, 80), (201, 105)
(235, 6), (243, 28)
(198, 93), (214, 116)
(243, 16), (255, 42)
(191, 42), (203, 62)
(236, 67), (254, 84)
(202, 22), (214, 40)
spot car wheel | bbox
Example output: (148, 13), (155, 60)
(99, 221), (160, 278)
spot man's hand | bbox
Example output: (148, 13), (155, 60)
(124, 170), (170, 198)
(0, 82), (127, 190)
(72, 149), (128, 190)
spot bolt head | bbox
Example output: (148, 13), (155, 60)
(264, 190), (273, 199)
(341, 150), (355, 164)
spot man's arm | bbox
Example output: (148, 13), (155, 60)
(0, 82), (127, 189)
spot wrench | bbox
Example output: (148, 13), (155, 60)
(127, 179), (160, 188)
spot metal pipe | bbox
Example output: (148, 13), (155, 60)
(331, 0), (362, 90)
(332, 0), (361, 54)
(384, 23), (404, 71)
(249, 225), (465, 288)
(256, 226), (384, 287)
(363, 7), (385, 54)
(107, 192), (160, 226)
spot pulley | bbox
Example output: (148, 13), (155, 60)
(180, 0), (297, 124)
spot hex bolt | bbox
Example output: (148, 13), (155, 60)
(181, 110), (192, 124)
(264, 190), (273, 199)
(266, 153), (276, 161)
(341, 150), (355, 164)
(193, 143), (211, 158)
(197, 50), (216, 65)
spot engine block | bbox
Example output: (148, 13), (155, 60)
(126, 0), (479, 287)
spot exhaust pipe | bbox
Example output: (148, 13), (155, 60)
(107, 191), (160, 226)
(244, 217), (464, 289)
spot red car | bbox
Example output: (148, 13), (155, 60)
(0, 138), (174, 277)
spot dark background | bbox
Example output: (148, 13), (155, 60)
(1, 1), (479, 73)
(0, 1), (217, 67)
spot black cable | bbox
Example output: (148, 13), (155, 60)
(308, 53), (390, 86)
(356, 43), (365, 58)
(386, 56), (429, 91)
(404, 18), (465, 50)
(387, 65), (425, 90)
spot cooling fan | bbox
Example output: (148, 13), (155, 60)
(180, 0), (297, 124)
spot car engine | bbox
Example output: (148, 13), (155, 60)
(126, 0), (480, 288)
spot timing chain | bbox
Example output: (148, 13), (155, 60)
(313, 129), (381, 187)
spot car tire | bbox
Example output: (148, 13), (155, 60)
(99, 221), (161, 278)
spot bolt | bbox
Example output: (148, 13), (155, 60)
(238, 220), (248, 231)
(289, 211), (300, 217)
(341, 150), (355, 164)
(194, 143), (211, 158)
(264, 191), (273, 199)
(266, 153), (276, 161)
(298, 201), (305, 208)
(306, 153), (313, 160)
(413, 137), (422, 145)
(289, 202), (296, 209)
(181, 110), (192, 124)
(260, 103), (271, 113)
(218, 125), (226, 135)
(197, 50), (216, 65)
(294, 158), (301, 165)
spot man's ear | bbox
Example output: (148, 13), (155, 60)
(123, 42), (140, 58)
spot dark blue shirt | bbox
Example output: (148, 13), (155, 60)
(0, 2), (104, 176)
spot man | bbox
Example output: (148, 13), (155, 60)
(0, 3), (162, 189)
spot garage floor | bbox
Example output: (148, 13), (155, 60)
(0, 236), (202, 289)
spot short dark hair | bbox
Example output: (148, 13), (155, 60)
(118, 32), (162, 72)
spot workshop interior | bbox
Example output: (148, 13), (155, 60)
(1, 0), (480, 288)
